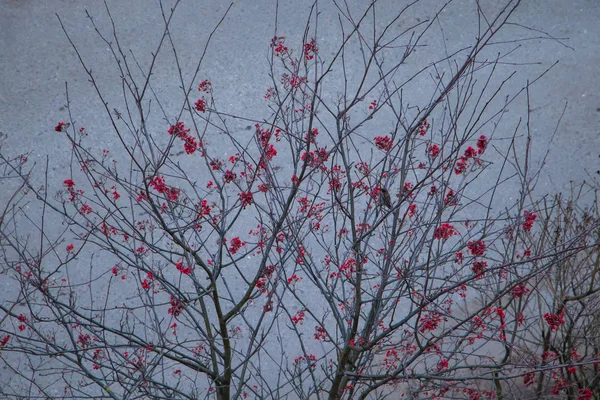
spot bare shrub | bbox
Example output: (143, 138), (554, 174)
(500, 183), (600, 399)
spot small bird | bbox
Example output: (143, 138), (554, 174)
(379, 187), (392, 209)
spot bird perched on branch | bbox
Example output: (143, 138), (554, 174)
(379, 187), (392, 209)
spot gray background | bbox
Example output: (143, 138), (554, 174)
(1, 0), (599, 196)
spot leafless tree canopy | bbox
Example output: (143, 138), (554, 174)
(1, 1), (599, 399)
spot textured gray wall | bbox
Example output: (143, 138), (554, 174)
(1, 1), (598, 194)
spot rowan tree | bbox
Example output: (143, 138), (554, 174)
(1, 1), (597, 399)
